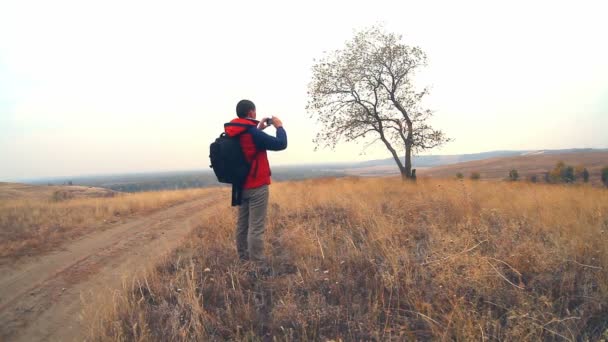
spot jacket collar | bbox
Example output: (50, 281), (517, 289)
(231, 117), (259, 125)
(225, 117), (258, 136)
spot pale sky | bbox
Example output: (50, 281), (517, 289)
(1, 0), (607, 180)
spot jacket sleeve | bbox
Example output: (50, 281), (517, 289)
(249, 127), (287, 151)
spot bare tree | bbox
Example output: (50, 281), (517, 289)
(307, 26), (449, 179)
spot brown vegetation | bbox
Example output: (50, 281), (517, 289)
(88, 178), (608, 341)
(0, 187), (215, 260)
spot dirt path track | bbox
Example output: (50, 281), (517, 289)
(0, 193), (223, 341)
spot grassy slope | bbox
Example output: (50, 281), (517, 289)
(89, 178), (608, 341)
(418, 151), (608, 184)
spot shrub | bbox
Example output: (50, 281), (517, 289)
(508, 169), (519, 181)
(470, 172), (481, 180)
(549, 161), (576, 183)
(582, 168), (590, 183)
(455, 172), (464, 179)
(52, 190), (74, 202)
(602, 167), (608, 187)
(561, 165), (575, 183)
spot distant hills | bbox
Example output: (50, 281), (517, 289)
(347, 148), (608, 169)
(325, 148), (608, 177)
(27, 167), (345, 192)
(23, 148), (608, 191)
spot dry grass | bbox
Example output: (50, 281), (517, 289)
(0, 188), (215, 260)
(88, 178), (608, 341)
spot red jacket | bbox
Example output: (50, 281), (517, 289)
(224, 118), (271, 189)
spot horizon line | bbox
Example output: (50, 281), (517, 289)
(5, 147), (607, 183)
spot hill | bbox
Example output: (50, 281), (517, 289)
(343, 148), (608, 169)
(418, 150), (608, 184)
(318, 148), (608, 178)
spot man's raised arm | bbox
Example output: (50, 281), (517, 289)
(250, 117), (287, 151)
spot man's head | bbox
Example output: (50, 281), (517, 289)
(236, 99), (256, 119)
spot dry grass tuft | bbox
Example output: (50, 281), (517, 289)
(0, 188), (214, 260)
(88, 178), (608, 341)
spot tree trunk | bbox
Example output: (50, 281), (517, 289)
(400, 124), (414, 181)
(403, 143), (413, 180)
(400, 147), (413, 181)
(378, 135), (406, 179)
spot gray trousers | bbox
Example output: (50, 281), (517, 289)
(236, 185), (269, 262)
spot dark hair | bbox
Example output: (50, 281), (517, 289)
(236, 99), (256, 118)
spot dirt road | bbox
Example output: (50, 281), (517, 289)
(0, 193), (224, 342)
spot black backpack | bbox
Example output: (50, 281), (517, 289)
(209, 124), (252, 205)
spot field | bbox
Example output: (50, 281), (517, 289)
(86, 177), (608, 341)
(0, 185), (214, 260)
(0, 185), (223, 341)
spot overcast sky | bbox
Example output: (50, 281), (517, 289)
(1, 0), (607, 180)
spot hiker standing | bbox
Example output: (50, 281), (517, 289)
(223, 100), (287, 263)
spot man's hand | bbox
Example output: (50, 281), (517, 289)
(257, 117), (271, 130)
(271, 116), (283, 128)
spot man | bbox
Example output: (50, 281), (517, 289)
(224, 99), (287, 263)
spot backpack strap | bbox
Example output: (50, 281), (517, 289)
(224, 123), (255, 206)
(224, 122), (255, 127)
(232, 183), (243, 206)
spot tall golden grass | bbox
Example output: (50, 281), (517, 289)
(0, 188), (214, 260)
(88, 178), (608, 341)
